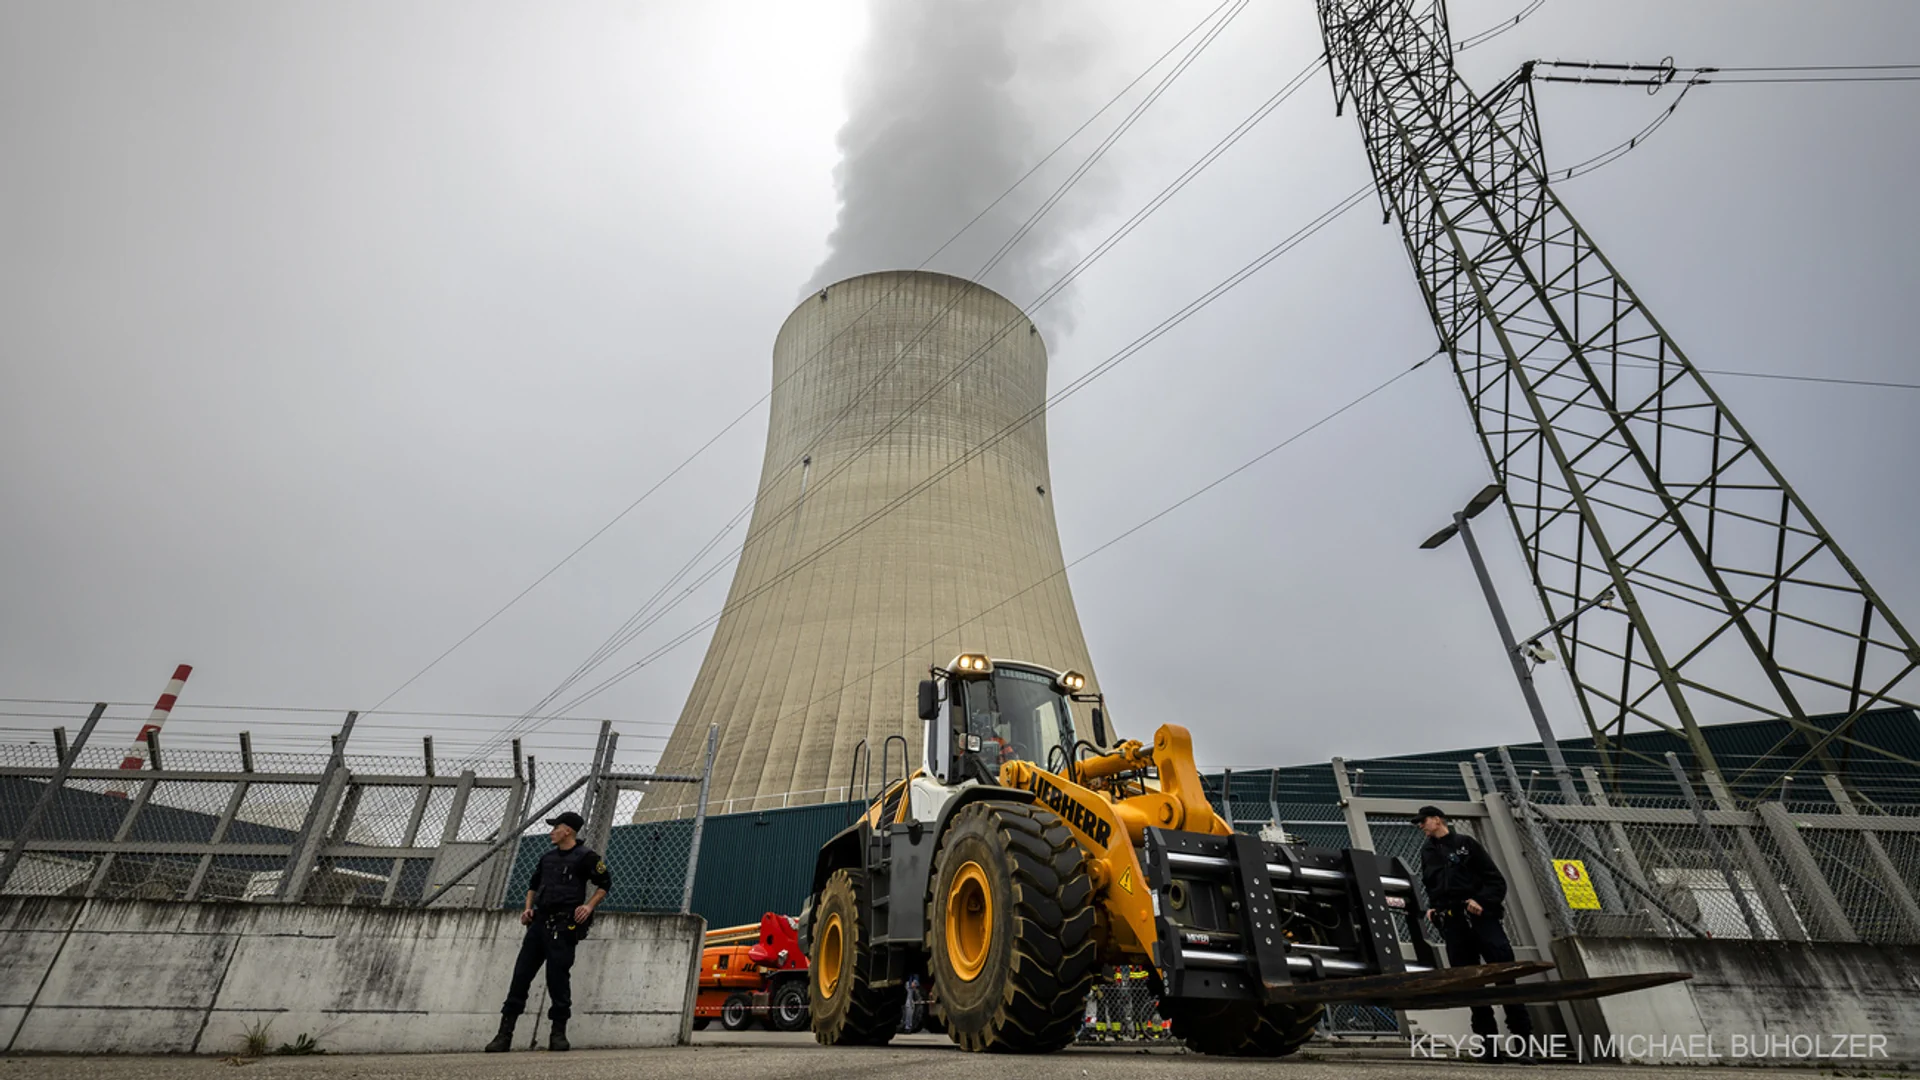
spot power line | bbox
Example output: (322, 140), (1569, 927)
(1452, 0), (1546, 52)
(521, 5), (1574, 724)
(0, 698), (659, 725)
(510, 3), (1259, 729)
(359, 0), (1249, 720)
(1704, 75), (1920, 84)
(1532, 59), (1920, 87)
(1715, 64), (1920, 72)
(491, 185), (1382, 742)
(1622, 363), (1920, 393)
(658, 349), (1440, 761)
(475, 42), (1327, 756)
(468, 0), (1568, 756)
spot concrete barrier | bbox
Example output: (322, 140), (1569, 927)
(1558, 936), (1920, 1065)
(0, 897), (702, 1055)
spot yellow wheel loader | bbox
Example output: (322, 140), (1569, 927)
(801, 654), (1686, 1054)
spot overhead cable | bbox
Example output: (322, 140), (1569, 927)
(360, 0), (1247, 721)
(472, 35), (1327, 757)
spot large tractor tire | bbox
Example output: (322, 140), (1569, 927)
(926, 801), (1099, 1053)
(809, 868), (904, 1046)
(1163, 999), (1323, 1057)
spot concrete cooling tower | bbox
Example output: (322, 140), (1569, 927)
(648, 270), (1097, 814)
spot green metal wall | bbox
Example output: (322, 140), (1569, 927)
(509, 799), (865, 924)
(681, 800), (864, 927)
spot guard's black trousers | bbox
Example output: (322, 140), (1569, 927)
(1438, 912), (1533, 1040)
(502, 917), (577, 1022)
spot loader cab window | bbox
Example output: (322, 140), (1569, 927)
(955, 666), (1077, 783)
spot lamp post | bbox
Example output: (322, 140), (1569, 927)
(1421, 483), (1583, 805)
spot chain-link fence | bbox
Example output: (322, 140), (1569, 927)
(1346, 749), (1920, 949)
(1076, 970), (1172, 1043)
(0, 708), (714, 913)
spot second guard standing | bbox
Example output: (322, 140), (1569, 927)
(1413, 805), (1535, 1061)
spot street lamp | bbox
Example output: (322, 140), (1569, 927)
(1421, 482), (1584, 805)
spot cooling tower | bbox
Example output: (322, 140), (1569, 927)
(648, 270), (1097, 813)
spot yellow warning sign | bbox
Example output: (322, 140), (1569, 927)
(1553, 859), (1601, 910)
(1117, 868), (1134, 895)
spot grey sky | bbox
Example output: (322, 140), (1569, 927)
(2, 0), (1915, 776)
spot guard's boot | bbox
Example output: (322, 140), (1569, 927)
(484, 1015), (516, 1053)
(548, 1022), (570, 1052)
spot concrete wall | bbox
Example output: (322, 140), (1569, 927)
(1559, 936), (1920, 1065)
(0, 898), (702, 1055)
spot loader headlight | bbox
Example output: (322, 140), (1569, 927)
(1055, 670), (1087, 693)
(950, 653), (994, 677)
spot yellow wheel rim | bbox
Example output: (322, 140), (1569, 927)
(944, 860), (992, 982)
(818, 912), (844, 999)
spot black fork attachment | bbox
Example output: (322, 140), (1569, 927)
(1140, 828), (1689, 1009)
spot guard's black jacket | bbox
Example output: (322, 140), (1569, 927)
(528, 844), (612, 915)
(1418, 830), (1508, 919)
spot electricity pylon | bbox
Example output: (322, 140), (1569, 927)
(1316, 0), (1919, 788)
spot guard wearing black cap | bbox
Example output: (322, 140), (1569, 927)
(484, 810), (611, 1053)
(1412, 805), (1533, 1059)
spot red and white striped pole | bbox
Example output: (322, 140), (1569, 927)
(119, 663), (192, 771)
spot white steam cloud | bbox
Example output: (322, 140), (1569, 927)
(806, 1), (1103, 315)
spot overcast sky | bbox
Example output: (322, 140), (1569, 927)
(3, 0), (1915, 776)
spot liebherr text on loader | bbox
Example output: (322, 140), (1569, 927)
(800, 654), (1689, 1055)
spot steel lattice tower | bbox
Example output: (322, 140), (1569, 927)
(1316, 0), (1919, 786)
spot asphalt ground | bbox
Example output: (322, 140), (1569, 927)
(0, 1032), (1845, 1080)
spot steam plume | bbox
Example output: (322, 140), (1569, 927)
(806, 1), (1099, 313)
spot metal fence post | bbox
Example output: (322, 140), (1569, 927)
(0, 703), (105, 893)
(439, 771), (478, 848)
(1330, 757), (1375, 851)
(680, 725), (718, 915)
(278, 711), (357, 902)
(580, 722), (615, 854)
(1578, 767), (1653, 896)
(1496, 748), (1574, 938)
(480, 739), (529, 908)
(1665, 752), (1765, 937)
(1821, 774), (1920, 940)
(583, 733), (621, 856)
(186, 732), (253, 901)
(85, 767), (161, 898)
(382, 773), (435, 907)
(1754, 801), (1852, 941)
(1701, 770), (1806, 941)
(1472, 753), (1576, 1038)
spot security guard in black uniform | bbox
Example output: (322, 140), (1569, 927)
(1413, 805), (1534, 1060)
(485, 811), (611, 1053)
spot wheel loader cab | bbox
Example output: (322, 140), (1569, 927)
(924, 656), (1086, 784)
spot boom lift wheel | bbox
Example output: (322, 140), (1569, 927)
(808, 868), (903, 1045)
(770, 980), (809, 1032)
(927, 801), (1099, 1053)
(719, 992), (753, 1032)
